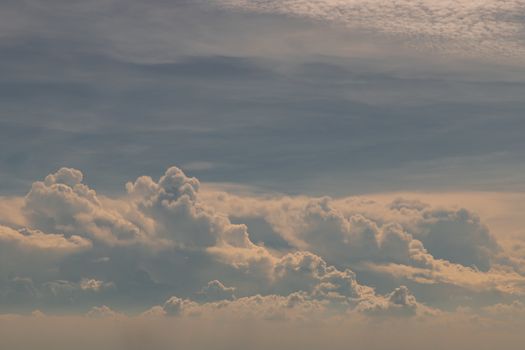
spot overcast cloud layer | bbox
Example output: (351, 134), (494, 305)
(1, 0), (525, 195)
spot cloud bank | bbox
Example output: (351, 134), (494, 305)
(0, 165), (524, 319)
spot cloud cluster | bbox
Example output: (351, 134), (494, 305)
(202, 187), (525, 296)
(0, 165), (524, 318)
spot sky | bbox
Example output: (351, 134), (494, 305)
(1, 0), (525, 349)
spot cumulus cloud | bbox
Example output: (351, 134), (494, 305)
(0, 225), (91, 283)
(0, 165), (524, 316)
(85, 305), (122, 318)
(152, 292), (327, 321)
(1, 166), (382, 312)
(125, 166), (255, 250)
(203, 192), (502, 269)
(356, 285), (436, 317)
(23, 168), (147, 245)
(200, 189), (525, 296)
(197, 280), (236, 301)
(148, 284), (433, 322)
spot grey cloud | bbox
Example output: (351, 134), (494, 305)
(205, 192), (504, 272)
(85, 305), (122, 318)
(196, 280), (236, 302)
(0, 166), (390, 313)
(150, 283), (432, 321)
(0, 165), (523, 315)
(409, 207), (500, 272)
(215, 0), (525, 57)
(356, 285), (427, 318)
(272, 251), (371, 302)
(200, 190), (525, 302)
(1, 0), (525, 198)
(0, 225), (92, 285)
(155, 292), (327, 321)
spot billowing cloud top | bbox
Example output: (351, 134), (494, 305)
(0, 166), (524, 322)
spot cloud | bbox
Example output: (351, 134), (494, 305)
(0, 197), (25, 228)
(42, 278), (115, 301)
(214, 0), (525, 57)
(3, 310), (525, 350)
(23, 168), (147, 245)
(85, 305), (122, 318)
(0, 225), (91, 283)
(79, 278), (115, 292)
(153, 292), (327, 321)
(125, 166), (255, 249)
(149, 283), (432, 322)
(355, 285), (435, 317)
(367, 261), (525, 295)
(1, 166), (386, 311)
(0, 165), (524, 314)
(0, 225), (91, 256)
(201, 191), (502, 270)
(200, 189), (525, 296)
(389, 199), (501, 271)
(197, 280), (236, 301)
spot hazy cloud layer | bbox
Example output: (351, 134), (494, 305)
(2, 305), (525, 350)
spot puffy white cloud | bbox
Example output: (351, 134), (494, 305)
(85, 305), (122, 318)
(125, 166), (255, 249)
(147, 291), (328, 321)
(23, 168), (146, 245)
(272, 251), (373, 303)
(2, 166), (380, 311)
(356, 285), (435, 318)
(387, 199), (500, 272)
(148, 282), (436, 322)
(200, 190), (525, 296)
(202, 191), (501, 269)
(0, 165), (524, 314)
(44, 167), (84, 188)
(197, 280), (236, 301)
